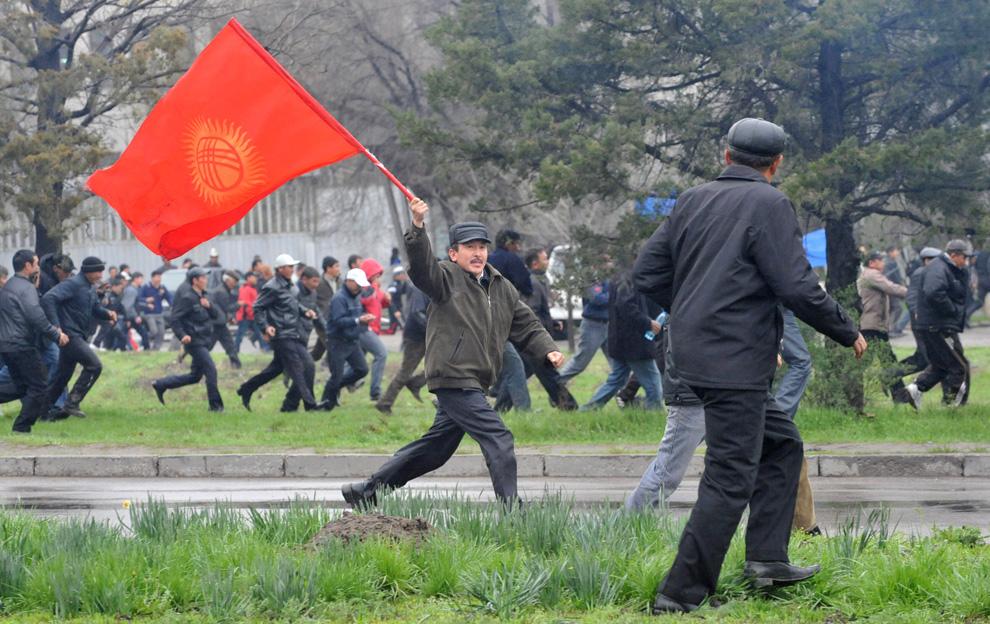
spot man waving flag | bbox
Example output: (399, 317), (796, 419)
(88, 19), (412, 259)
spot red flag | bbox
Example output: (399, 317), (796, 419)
(87, 18), (413, 259)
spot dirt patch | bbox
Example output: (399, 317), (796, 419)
(307, 512), (432, 549)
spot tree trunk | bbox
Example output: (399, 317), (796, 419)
(824, 217), (859, 298)
(34, 217), (59, 256)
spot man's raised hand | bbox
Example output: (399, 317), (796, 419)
(410, 197), (429, 228)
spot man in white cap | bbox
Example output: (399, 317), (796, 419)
(237, 254), (324, 411)
(206, 247), (224, 290)
(321, 267), (375, 409)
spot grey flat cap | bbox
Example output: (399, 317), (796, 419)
(187, 267), (208, 280)
(727, 118), (786, 157)
(919, 247), (942, 259)
(449, 221), (492, 245)
(945, 239), (974, 256)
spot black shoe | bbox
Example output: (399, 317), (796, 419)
(374, 402), (392, 415)
(803, 525), (822, 537)
(304, 400), (331, 412)
(209, 405), (224, 413)
(341, 480), (378, 509)
(42, 407), (68, 422)
(743, 561), (821, 589)
(369, 392), (381, 402)
(651, 591), (698, 615)
(346, 379), (365, 393)
(62, 405), (86, 419)
(555, 386), (579, 411)
(236, 386), (251, 411)
(279, 406), (297, 413)
(152, 381), (166, 406)
(230, 356), (242, 370)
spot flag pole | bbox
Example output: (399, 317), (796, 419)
(361, 149), (416, 202)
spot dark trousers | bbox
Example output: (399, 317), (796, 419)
(310, 325), (328, 362)
(47, 336), (102, 409)
(660, 388), (803, 606)
(378, 338), (427, 409)
(156, 344), (223, 409)
(916, 330), (969, 404)
(1, 350), (51, 432)
(322, 339), (369, 404)
(371, 387), (518, 502)
(860, 330), (909, 401)
(899, 326), (929, 375)
(210, 324), (240, 364)
(240, 339), (316, 410)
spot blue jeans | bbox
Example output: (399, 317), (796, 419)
(774, 309), (812, 420)
(234, 319), (268, 353)
(584, 357), (662, 409)
(557, 318), (608, 385)
(494, 342), (530, 411)
(359, 331), (388, 398)
(626, 404), (706, 510)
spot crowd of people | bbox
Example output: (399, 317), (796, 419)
(0, 115), (986, 615)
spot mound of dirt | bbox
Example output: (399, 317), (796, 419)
(307, 512), (432, 549)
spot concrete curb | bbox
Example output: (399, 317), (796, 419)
(0, 453), (987, 479)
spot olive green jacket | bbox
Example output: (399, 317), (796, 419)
(405, 224), (557, 392)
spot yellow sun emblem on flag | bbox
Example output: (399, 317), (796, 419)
(184, 118), (266, 206)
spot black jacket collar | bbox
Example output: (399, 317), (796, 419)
(716, 164), (771, 184)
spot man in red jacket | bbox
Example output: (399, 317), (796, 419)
(233, 272), (267, 353)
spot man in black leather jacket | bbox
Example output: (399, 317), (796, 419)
(236, 254), (324, 412)
(41, 256), (116, 419)
(152, 267), (224, 411)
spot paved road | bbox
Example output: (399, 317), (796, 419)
(1, 476), (987, 535)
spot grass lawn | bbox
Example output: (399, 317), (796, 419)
(0, 494), (988, 622)
(1, 346), (988, 452)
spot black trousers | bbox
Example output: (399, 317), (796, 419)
(916, 330), (969, 404)
(378, 338), (427, 408)
(310, 324), (328, 363)
(210, 324), (240, 363)
(240, 339), (316, 410)
(860, 330), (909, 401)
(322, 339), (369, 404)
(371, 387), (518, 502)
(660, 387), (803, 606)
(47, 336), (102, 409)
(156, 344), (223, 409)
(1, 349), (51, 432)
(899, 327), (929, 375)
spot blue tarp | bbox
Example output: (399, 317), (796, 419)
(803, 228), (827, 268)
(636, 192), (678, 218)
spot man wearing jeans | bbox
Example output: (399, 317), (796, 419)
(580, 270), (662, 410)
(634, 118), (865, 613)
(322, 268), (374, 409)
(556, 280), (609, 386)
(341, 198), (563, 508)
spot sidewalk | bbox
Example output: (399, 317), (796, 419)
(1, 441), (988, 479)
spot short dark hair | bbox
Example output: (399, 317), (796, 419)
(119, 264), (130, 272)
(496, 229), (521, 249)
(110, 276), (126, 287)
(347, 254), (362, 268)
(301, 266), (320, 279)
(885, 245), (899, 254)
(131, 272), (143, 280)
(727, 147), (777, 170)
(12, 249), (36, 272)
(524, 248), (546, 268)
(322, 256), (338, 271)
(151, 270), (162, 278)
